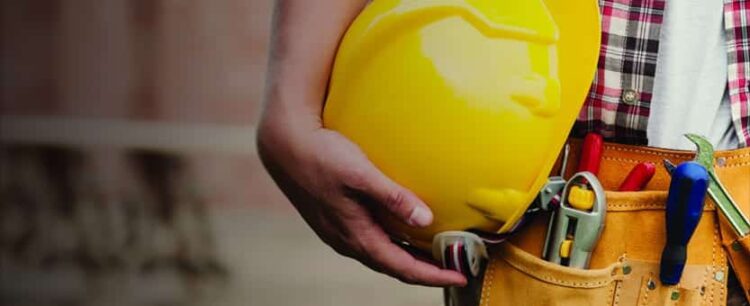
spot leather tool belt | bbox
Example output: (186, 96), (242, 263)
(476, 139), (750, 306)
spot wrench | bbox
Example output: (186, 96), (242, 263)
(684, 134), (750, 251)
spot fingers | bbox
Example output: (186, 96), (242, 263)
(265, 129), (466, 287)
(321, 202), (466, 287)
(343, 160), (433, 228)
(357, 224), (467, 287)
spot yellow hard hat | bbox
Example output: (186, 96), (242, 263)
(323, 0), (600, 250)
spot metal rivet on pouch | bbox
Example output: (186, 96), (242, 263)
(671, 291), (680, 301)
(622, 264), (632, 275)
(714, 271), (725, 282)
(647, 279), (656, 290)
(717, 157), (727, 167)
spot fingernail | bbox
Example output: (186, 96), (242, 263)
(408, 206), (432, 227)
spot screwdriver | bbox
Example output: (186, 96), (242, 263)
(578, 132), (604, 175)
(660, 161), (709, 285)
(619, 162), (656, 191)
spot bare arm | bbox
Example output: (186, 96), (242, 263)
(257, 0), (466, 287)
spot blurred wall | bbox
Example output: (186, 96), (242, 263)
(2, 0), (271, 123)
(1, 0), (279, 304)
(1, 0), (287, 211)
(0, 1), (443, 305)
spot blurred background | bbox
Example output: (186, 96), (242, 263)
(0, 1), (441, 305)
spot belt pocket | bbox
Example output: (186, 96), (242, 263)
(492, 189), (723, 306)
(593, 191), (720, 306)
(480, 243), (625, 306)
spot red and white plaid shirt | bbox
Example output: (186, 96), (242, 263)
(573, 0), (750, 148)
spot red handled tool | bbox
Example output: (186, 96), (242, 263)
(618, 162), (656, 191)
(578, 133), (604, 175)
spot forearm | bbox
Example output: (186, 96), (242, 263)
(260, 0), (369, 134)
(256, 0), (465, 287)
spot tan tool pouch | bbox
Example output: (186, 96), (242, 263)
(479, 140), (750, 306)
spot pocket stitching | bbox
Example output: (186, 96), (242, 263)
(482, 255), (622, 306)
(499, 244), (621, 288)
(707, 217), (723, 306)
(481, 258), (496, 306)
(612, 280), (623, 306)
(637, 275), (653, 306)
(501, 255), (615, 288)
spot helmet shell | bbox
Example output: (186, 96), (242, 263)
(323, 0), (600, 249)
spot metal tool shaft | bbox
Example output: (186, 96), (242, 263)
(685, 134), (750, 238)
(706, 171), (750, 237)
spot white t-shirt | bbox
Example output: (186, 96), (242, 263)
(647, 0), (739, 150)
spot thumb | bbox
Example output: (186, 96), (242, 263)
(346, 162), (433, 228)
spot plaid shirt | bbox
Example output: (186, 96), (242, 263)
(573, 1), (750, 303)
(573, 0), (750, 148)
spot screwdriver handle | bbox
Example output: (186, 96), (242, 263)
(660, 162), (709, 285)
(619, 162), (656, 191)
(578, 133), (604, 175)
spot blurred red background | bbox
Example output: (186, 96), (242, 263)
(2, 0), (283, 211)
(1, 1), (441, 305)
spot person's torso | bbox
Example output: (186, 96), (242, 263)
(572, 0), (750, 150)
(647, 0), (737, 150)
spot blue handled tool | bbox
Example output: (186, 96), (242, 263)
(660, 161), (709, 285)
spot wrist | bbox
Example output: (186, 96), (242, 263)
(256, 105), (323, 167)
